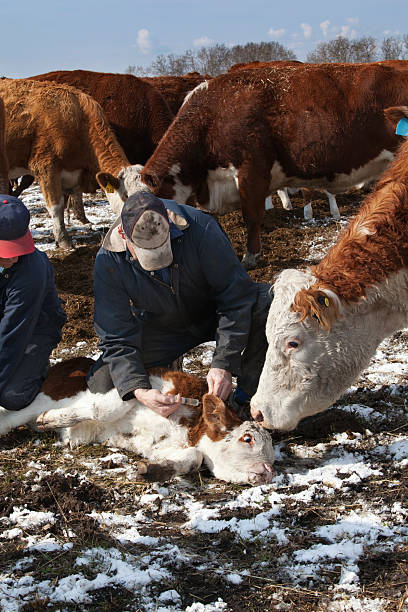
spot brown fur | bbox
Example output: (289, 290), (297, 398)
(142, 72), (209, 115)
(29, 70), (174, 165)
(140, 62), (408, 260)
(41, 357), (94, 400)
(0, 97), (8, 193)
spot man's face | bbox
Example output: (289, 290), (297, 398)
(0, 256), (18, 269)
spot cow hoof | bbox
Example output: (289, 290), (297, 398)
(241, 251), (261, 270)
(36, 411), (51, 430)
(57, 237), (74, 250)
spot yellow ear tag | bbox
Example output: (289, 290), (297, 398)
(324, 297), (330, 307)
(106, 182), (115, 193)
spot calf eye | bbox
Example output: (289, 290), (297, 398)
(240, 434), (253, 444)
(288, 341), (299, 349)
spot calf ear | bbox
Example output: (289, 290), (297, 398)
(202, 394), (242, 440)
(96, 172), (120, 192)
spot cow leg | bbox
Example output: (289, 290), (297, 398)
(265, 196), (274, 210)
(67, 193), (91, 225)
(301, 188), (314, 220)
(38, 174), (72, 248)
(326, 191), (341, 219)
(238, 164), (269, 269)
(276, 188), (293, 210)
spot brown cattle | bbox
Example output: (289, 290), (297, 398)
(0, 78), (145, 247)
(119, 62), (408, 267)
(0, 97), (8, 193)
(142, 72), (208, 114)
(29, 69), (174, 165)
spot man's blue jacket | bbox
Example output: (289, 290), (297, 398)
(93, 200), (259, 399)
(0, 248), (66, 396)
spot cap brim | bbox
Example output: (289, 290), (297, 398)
(0, 230), (35, 258)
(102, 215), (127, 252)
(133, 234), (173, 271)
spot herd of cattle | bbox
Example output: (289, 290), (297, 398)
(1, 60), (408, 482)
(0, 60), (407, 263)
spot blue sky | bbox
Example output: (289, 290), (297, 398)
(2, 0), (408, 78)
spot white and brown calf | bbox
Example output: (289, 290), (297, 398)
(0, 358), (274, 485)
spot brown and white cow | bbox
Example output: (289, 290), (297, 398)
(118, 62), (408, 268)
(0, 78), (145, 247)
(0, 97), (8, 194)
(250, 105), (408, 431)
(0, 357), (274, 485)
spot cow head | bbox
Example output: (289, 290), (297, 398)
(200, 394), (275, 485)
(96, 165), (150, 214)
(250, 268), (377, 431)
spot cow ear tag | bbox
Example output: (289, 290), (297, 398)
(318, 295), (330, 307)
(395, 118), (408, 136)
(106, 182), (115, 193)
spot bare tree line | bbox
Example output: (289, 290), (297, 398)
(126, 34), (408, 77)
(126, 41), (296, 76)
(306, 34), (408, 63)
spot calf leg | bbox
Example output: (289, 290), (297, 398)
(36, 390), (133, 430)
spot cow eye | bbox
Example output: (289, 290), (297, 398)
(288, 341), (299, 349)
(241, 434), (253, 444)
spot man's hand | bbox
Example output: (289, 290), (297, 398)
(206, 368), (232, 400)
(134, 388), (182, 417)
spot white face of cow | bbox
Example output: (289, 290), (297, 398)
(250, 268), (377, 431)
(203, 421), (275, 485)
(97, 165), (149, 215)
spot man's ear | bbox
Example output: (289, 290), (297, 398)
(96, 172), (120, 192)
(202, 394), (242, 440)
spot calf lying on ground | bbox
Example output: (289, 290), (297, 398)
(0, 358), (274, 485)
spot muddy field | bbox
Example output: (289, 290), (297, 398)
(1, 189), (408, 612)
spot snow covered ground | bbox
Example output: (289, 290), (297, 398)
(0, 185), (407, 611)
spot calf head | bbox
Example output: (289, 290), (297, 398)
(199, 394), (275, 485)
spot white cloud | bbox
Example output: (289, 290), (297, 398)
(320, 20), (330, 37)
(347, 17), (359, 25)
(301, 23), (312, 40)
(193, 36), (213, 47)
(338, 25), (357, 39)
(268, 27), (285, 38)
(137, 29), (151, 55)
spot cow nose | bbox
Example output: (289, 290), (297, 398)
(252, 409), (264, 422)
